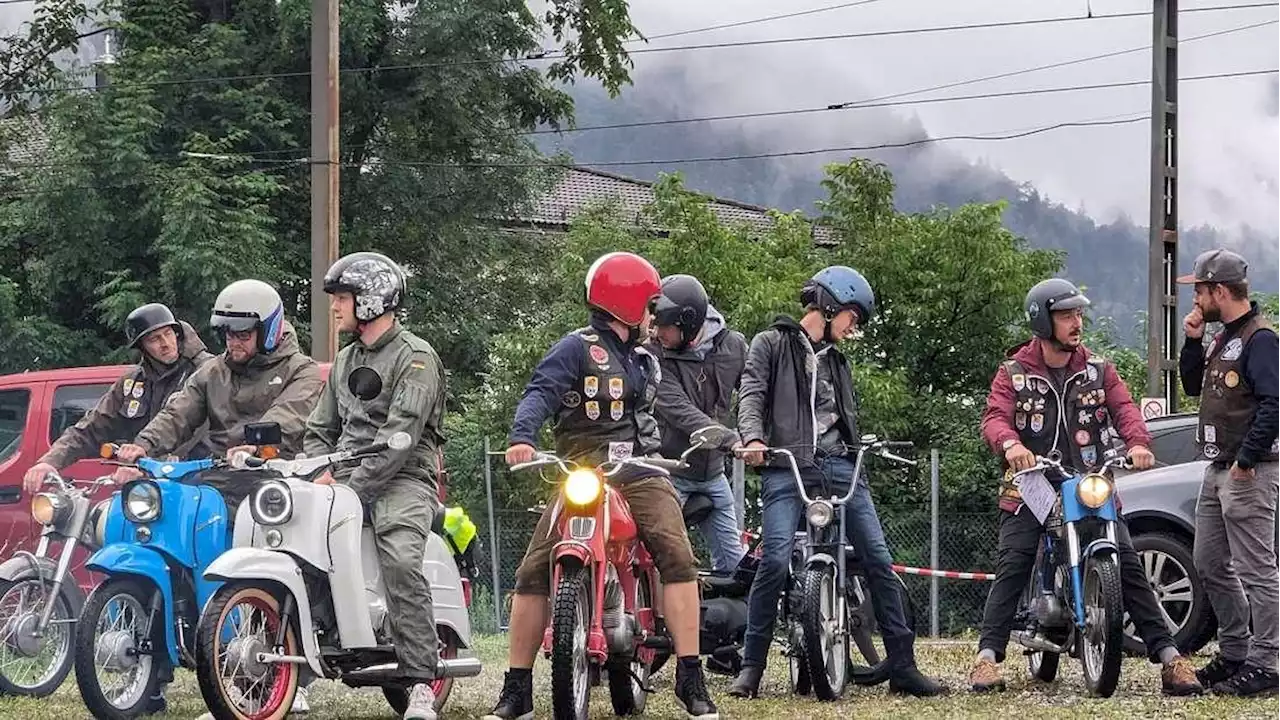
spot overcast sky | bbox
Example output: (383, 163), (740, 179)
(5, 0), (1276, 240)
(613, 0), (1279, 238)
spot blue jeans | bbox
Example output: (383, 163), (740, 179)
(741, 455), (914, 669)
(672, 473), (747, 573)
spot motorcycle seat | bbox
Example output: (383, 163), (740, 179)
(699, 572), (749, 600)
(683, 493), (714, 527)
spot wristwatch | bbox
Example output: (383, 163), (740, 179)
(1002, 439), (1019, 452)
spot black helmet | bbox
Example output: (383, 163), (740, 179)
(125, 303), (182, 349)
(653, 274), (709, 350)
(322, 252), (407, 322)
(1025, 278), (1091, 339)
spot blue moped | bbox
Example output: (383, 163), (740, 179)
(72, 446), (230, 719)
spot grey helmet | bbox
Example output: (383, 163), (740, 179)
(322, 251), (406, 322)
(209, 279), (286, 352)
(1025, 278), (1091, 339)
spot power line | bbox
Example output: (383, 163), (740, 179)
(637, 0), (885, 42)
(10, 2), (1277, 96)
(530, 67), (1278, 136)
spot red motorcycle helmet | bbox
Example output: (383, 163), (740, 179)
(583, 251), (661, 327)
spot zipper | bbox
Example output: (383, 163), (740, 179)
(1026, 367), (1089, 456)
(805, 342), (822, 453)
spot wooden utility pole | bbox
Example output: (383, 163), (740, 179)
(1147, 0), (1179, 411)
(309, 0), (340, 362)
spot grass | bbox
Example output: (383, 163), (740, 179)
(0, 636), (1274, 719)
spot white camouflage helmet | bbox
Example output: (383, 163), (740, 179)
(210, 279), (286, 352)
(322, 251), (406, 322)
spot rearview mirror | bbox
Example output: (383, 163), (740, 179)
(245, 422), (282, 447)
(388, 432), (413, 451)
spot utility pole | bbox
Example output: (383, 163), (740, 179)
(309, 0), (340, 362)
(1147, 0), (1179, 412)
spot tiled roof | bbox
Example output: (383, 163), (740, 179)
(514, 165), (838, 244)
(0, 116), (49, 175)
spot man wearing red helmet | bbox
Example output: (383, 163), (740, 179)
(485, 252), (718, 720)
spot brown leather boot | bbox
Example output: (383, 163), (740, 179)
(969, 656), (1005, 692)
(1162, 655), (1205, 696)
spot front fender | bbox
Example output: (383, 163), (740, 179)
(203, 548), (325, 677)
(803, 552), (836, 570)
(86, 544), (178, 666)
(1083, 539), (1119, 561)
(0, 554), (86, 614)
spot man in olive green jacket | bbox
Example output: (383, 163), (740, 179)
(116, 279), (324, 513)
(304, 252), (447, 720)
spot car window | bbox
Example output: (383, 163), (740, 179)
(0, 389), (30, 464)
(1150, 424), (1200, 466)
(49, 384), (112, 443)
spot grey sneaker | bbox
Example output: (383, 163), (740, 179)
(290, 684), (310, 714)
(402, 683), (438, 720)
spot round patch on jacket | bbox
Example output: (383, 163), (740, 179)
(1075, 430), (1091, 446)
(589, 345), (609, 365)
(562, 391), (582, 408)
(1224, 370), (1240, 388)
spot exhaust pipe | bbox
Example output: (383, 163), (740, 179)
(437, 656), (483, 678)
(1011, 630), (1066, 655)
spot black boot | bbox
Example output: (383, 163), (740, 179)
(850, 658), (891, 686)
(483, 670), (534, 720)
(675, 660), (720, 720)
(728, 665), (763, 698)
(1211, 664), (1280, 698)
(884, 636), (948, 697)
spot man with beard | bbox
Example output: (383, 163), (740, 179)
(23, 303), (214, 493)
(968, 278), (1202, 696)
(1177, 249), (1279, 697)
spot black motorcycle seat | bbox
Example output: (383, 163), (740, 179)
(699, 572), (749, 600)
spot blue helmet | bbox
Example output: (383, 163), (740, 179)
(802, 265), (876, 323)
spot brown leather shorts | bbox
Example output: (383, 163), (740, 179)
(513, 476), (699, 596)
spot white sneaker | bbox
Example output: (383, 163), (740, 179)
(402, 683), (438, 720)
(290, 685), (310, 714)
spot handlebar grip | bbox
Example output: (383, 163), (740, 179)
(642, 458), (686, 471)
(358, 441), (390, 456)
(884, 441), (914, 450)
(244, 456), (266, 469)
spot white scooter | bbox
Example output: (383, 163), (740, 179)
(193, 423), (480, 720)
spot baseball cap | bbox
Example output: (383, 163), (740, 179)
(1175, 248), (1248, 284)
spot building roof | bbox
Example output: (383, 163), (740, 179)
(512, 165), (838, 244)
(0, 116), (49, 176)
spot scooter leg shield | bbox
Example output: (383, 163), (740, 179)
(203, 548), (326, 678)
(86, 545), (179, 667)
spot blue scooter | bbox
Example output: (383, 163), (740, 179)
(72, 445), (231, 719)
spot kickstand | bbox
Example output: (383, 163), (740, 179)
(629, 667), (657, 694)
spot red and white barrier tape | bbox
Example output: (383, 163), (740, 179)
(891, 564), (995, 581)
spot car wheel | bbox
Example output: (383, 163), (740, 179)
(1123, 533), (1216, 656)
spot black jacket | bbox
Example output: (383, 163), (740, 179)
(649, 322), (748, 482)
(737, 315), (861, 469)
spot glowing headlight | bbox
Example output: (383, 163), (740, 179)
(1077, 473), (1114, 510)
(124, 482), (162, 523)
(806, 500), (834, 528)
(31, 492), (68, 526)
(564, 469), (603, 506)
(251, 481), (293, 526)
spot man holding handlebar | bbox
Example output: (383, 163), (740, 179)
(730, 266), (946, 698)
(969, 278), (1202, 696)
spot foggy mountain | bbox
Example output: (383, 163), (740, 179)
(535, 68), (1280, 343)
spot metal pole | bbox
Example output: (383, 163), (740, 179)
(732, 457), (745, 531)
(1147, 0), (1179, 409)
(309, 0), (340, 362)
(483, 437), (502, 632)
(930, 449), (940, 638)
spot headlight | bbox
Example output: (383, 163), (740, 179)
(1077, 473), (1114, 509)
(87, 498), (112, 549)
(251, 481), (293, 526)
(123, 481), (162, 523)
(564, 469), (603, 506)
(31, 492), (70, 527)
(806, 500), (834, 528)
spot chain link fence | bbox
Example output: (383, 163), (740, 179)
(454, 443), (1000, 637)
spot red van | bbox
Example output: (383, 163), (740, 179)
(0, 362), (332, 592)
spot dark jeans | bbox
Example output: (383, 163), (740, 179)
(741, 455), (914, 669)
(977, 507), (1176, 663)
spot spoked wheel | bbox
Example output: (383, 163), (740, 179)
(550, 561), (593, 720)
(798, 566), (848, 701)
(383, 629), (458, 714)
(0, 577), (76, 696)
(73, 578), (164, 720)
(607, 569), (655, 716)
(1081, 557), (1124, 698)
(195, 584), (300, 720)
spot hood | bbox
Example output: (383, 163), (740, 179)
(769, 314), (803, 334)
(688, 305), (727, 360)
(1007, 337), (1096, 375)
(231, 321), (302, 373)
(142, 321), (209, 378)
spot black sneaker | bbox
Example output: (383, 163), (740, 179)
(1211, 664), (1280, 698)
(483, 671), (534, 720)
(675, 662), (720, 720)
(1197, 653), (1245, 688)
(144, 691), (167, 715)
(888, 664), (949, 697)
(728, 665), (762, 698)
